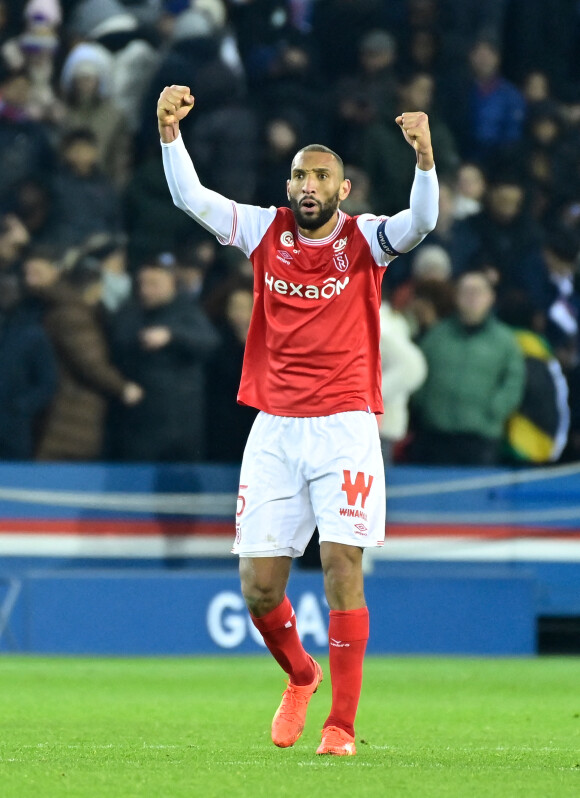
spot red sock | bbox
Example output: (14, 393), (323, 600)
(250, 596), (315, 686)
(324, 607), (369, 737)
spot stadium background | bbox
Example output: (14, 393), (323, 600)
(1, 1), (580, 657)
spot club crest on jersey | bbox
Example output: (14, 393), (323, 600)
(333, 253), (349, 272)
(333, 236), (348, 253)
(280, 231), (295, 247)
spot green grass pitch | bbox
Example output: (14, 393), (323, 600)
(0, 656), (578, 797)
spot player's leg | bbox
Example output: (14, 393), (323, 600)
(241, 553), (320, 681)
(241, 554), (322, 748)
(320, 540), (365, 610)
(235, 413), (322, 747)
(317, 541), (367, 755)
(241, 555), (316, 687)
(307, 411), (386, 756)
(239, 554), (292, 617)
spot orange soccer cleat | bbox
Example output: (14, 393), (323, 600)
(271, 658), (323, 748)
(315, 725), (357, 756)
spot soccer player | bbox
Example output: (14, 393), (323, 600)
(157, 85), (438, 756)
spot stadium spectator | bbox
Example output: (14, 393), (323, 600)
(59, 42), (132, 187)
(73, 232), (132, 314)
(247, 36), (327, 144)
(521, 69), (551, 107)
(204, 275), (257, 463)
(437, 0), (509, 66)
(452, 162), (486, 220)
(528, 228), (580, 369)
(362, 70), (459, 215)
(339, 164), (373, 217)
(65, 0), (160, 133)
(7, 177), (57, 247)
(411, 270), (525, 465)
(0, 68), (55, 208)
(331, 28), (398, 163)
(445, 35), (526, 165)
(254, 114), (304, 209)
(503, 0), (579, 92)
(51, 128), (123, 247)
(450, 175), (542, 305)
(22, 245), (143, 461)
(402, 244), (456, 340)
(378, 298), (427, 464)
(123, 144), (195, 271)
(9, 0), (63, 125)
(108, 252), (220, 462)
(517, 102), (568, 223)
(174, 229), (228, 302)
(0, 212), (30, 269)
(497, 289), (570, 465)
(138, 4), (257, 203)
(0, 269), (57, 459)
(309, 0), (392, 80)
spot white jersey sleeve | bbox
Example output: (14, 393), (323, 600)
(161, 134), (276, 257)
(356, 165), (439, 266)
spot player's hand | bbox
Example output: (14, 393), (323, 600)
(395, 112), (434, 171)
(157, 85), (195, 143)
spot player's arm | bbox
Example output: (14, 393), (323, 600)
(395, 111), (434, 172)
(158, 85), (276, 253)
(158, 84), (236, 242)
(385, 112), (438, 254)
(366, 112), (439, 262)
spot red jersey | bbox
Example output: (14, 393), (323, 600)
(227, 206), (395, 417)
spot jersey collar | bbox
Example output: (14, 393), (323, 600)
(297, 210), (347, 246)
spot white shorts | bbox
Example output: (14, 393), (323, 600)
(232, 410), (386, 558)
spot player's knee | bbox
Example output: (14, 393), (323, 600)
(241, 582), (284, 617)
(239, 561), (285, 617)
(320, 544), (364, 609)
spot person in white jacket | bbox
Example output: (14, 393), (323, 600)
(379, 302), (427, 463)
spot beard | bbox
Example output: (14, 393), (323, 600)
(289, 190), (341, 231)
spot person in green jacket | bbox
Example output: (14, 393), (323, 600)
(411, 270), (525, 464)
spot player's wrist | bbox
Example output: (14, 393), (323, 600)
(416, 149), (434, 171)
(159, 123), (179, 144)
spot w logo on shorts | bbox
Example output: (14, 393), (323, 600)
(341, 470), (373, 508)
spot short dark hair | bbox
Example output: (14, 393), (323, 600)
(543, 227), (580, 263)
(292, 144), (344, 177)
(60, 128), (98, 150)
(138, 251), (177, 272)
(24, 242), (68, 266)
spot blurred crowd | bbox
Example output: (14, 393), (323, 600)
(0, 0), (579, 466)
